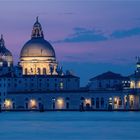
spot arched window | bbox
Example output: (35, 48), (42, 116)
(91, 98), (94, 106)
(37, 68), (41, 75)
(25, 103), (28, 109)
(66, 102), (69, 109)
(29, 99), (37, 109)
(52, 97), (55, 109)
(30, 68), (33, 74)
(56, 98), (64, 109)
(4, 99), (13, 109)
(66, 97), (70, 109)
(96, 98), (99, 109)
(43, 68), (46, 75)
(13, 103), (15, 109)
(119, 98), (122, 106)
(25, 68), (28, 75)
(101, 97), (104, 107)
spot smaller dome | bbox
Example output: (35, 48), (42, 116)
(0, 35), (13, 66)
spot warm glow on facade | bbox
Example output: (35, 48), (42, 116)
(138, 82), (140, 88)
(4, 99), (12, 109)
(84, 99), (91, 106)
(124, 95), (127, 103)
(29, 99), (37, 109)
(130, 80), (140, 89)
(114, 97), (119, 109)
(130, 81), (135, 88)
(21, 58), (57, 75)
(56, 98), (64, 109)
(129, 95), (134, 101)
(129, 95), (135, 109)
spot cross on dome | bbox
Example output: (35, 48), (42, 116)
(36, 16), (39, 22)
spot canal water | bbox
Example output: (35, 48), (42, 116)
(0, 112), (140, 140)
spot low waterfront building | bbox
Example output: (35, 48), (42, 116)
(88, 71), (130, 91)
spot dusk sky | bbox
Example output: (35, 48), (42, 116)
(0, 0), (140, 85)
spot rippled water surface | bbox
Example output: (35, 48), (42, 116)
(0, 111), (140, 140)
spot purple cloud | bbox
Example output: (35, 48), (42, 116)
(111, 27), (140, 39)
(53, 27), (107, 43)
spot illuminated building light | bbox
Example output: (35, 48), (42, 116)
(114, 97), (117, 104)
(138, 82), (140, 88)
(84, 99), (91, 106)
(56, 98), (64, 109)
(113, 97), (119, 109)
(60, 82), (64, 89)
(109, 97), (112, 105)
(124, 95), (127, 103)
(0, 62), (3, 66)
(129, 95), (134, 100)
(4, 99), (12, 109)
(130, 81), (135, 88)
(137, 64), (140, 68)
(29, 99), (37, 109)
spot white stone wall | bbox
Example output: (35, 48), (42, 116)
(88, 79), (122, 90)
(6, 90), (139, 110)
(6, 76), (80, 92)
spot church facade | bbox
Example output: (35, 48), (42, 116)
(0, 18), (140, 111)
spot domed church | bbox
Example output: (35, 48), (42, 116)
(0, 17), (139, 112)
(20, 17), (57, 75)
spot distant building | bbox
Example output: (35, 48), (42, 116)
(0, 17), (139, 111)
(88, 71), (130, 90)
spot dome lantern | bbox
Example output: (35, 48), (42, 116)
(31, 17), (44, 39)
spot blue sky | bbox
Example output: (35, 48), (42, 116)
(0, 0), (140, 85)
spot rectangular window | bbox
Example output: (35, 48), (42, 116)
(60, 82), (64, 89)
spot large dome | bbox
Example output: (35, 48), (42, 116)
(20, 17), (58, 76)
(20, 17), (56, 58)
(20, 38), (55, 57)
